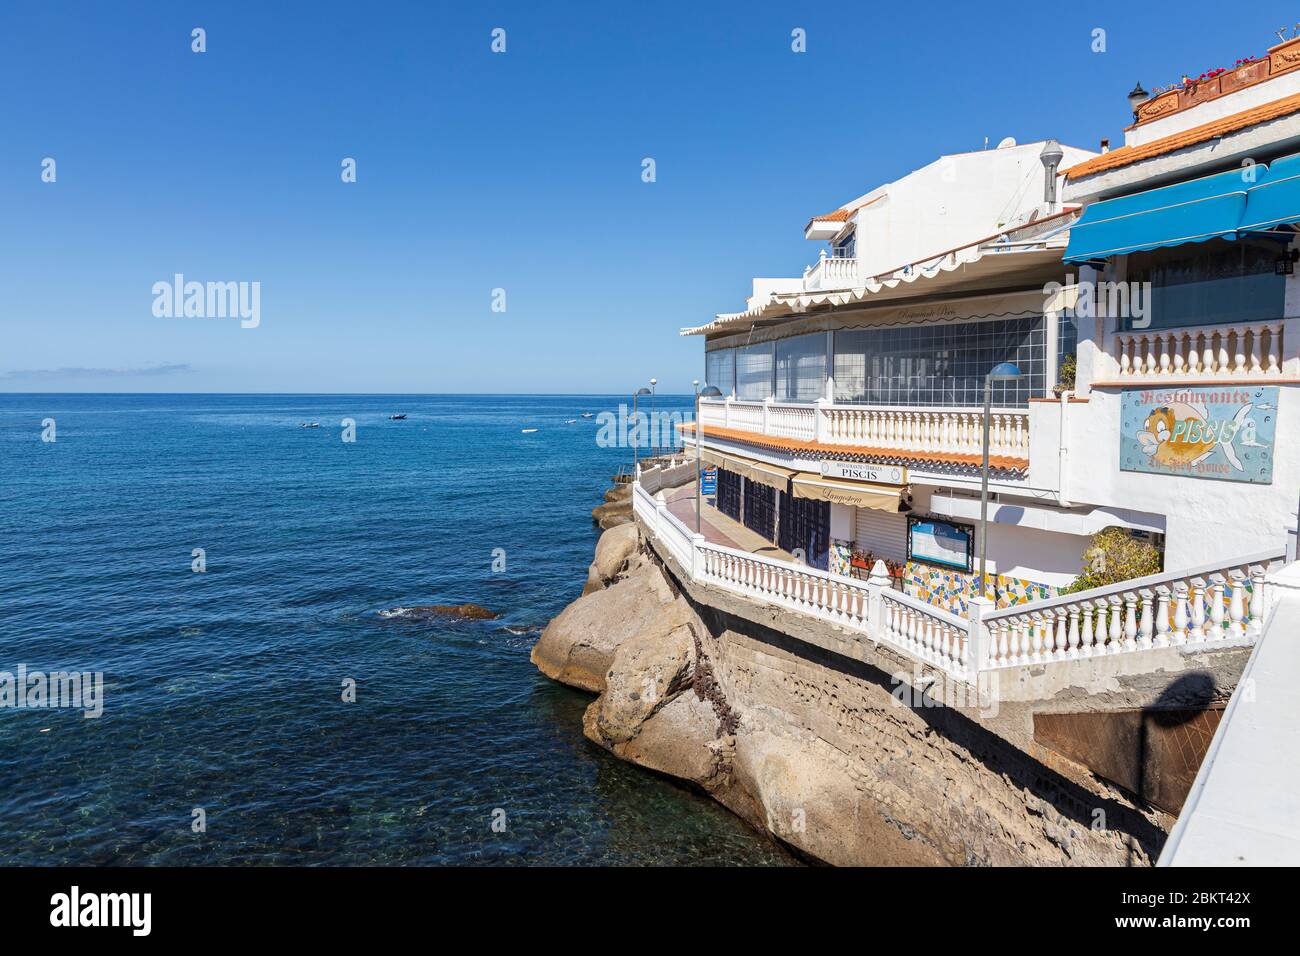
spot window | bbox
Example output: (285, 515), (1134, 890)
(705, 348), (735, 396)
(831, 230), (856, 259)
(1058, 311), (1078, 376)
(1122, 239), (1287, 331)
(775, 333), (826, 403)
(833, 316), (1046, 407)
(736, 342), (774, 401)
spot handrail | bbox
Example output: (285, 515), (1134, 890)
(631, 477), (1285, 695)
(983, 546), (1285, 621)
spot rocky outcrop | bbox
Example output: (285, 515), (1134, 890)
(530, 537), (692, 692)
(535, 524), (1169, 866)
(603, 483), (633, 503)
(591, 498), (632, 529)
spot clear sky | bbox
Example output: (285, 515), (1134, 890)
(0, 1), (1285, 393)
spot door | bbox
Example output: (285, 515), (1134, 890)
(778, 491), (830, 570)
(717, 468), (742, 521)
(742, 479), (776, 542)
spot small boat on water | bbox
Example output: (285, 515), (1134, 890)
(389, 414), (407, 420)
(521, 428), (539, 434)
(580, 412), (594, 419)
(564, 419), (578, 424)
(299, 422), (321, 428)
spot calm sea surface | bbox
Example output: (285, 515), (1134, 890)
(0, 394), (793, 865)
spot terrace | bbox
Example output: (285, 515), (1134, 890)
(633, 458), (1289, 701)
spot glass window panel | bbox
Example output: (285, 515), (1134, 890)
(704, 348), (735, 396)
(833, 316), (1046, 407)
(735, 342), (774, 401)
(1123, 239), (1286, 331)
(774, 333), (827, 402)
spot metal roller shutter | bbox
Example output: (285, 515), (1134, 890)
(854, 507), (908, 562)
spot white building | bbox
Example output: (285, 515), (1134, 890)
(677, 37), (1300, 614)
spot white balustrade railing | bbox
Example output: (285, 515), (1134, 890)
(699, 398), (1029, 460)
(803, 254), (857, 290)
(633, 479), (1287, 696)
(727, 400), (764, 431)
(697, 401), (727, 428)
(767, 402), (817, 441)
(697, 539), (873, 628)
(981, 548), (1284, 668)
(879, 589), (972, 677)
(821, 405), (1029, 459)
(1111, 321), (1284, 381)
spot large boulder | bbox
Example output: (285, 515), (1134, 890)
(603, 483), (633, 502)
(730, 730), (945, 866)
(592, 524), (639, 583)
(585, 690), (724, 788)
(587, 623), (696, 744)
(530, 562), (691, 692)
(591, 499), (632, 527)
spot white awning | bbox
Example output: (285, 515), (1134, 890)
(790, 473), (904, 512)
(682, 238), (1073, 338)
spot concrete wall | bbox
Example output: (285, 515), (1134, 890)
(851, 142), (1095, 282)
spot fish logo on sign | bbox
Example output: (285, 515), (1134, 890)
(1121, 386), (1277, 484)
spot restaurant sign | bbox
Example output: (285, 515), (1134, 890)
(1119, 385), (1277, 484)
(819, 460), (906, 485)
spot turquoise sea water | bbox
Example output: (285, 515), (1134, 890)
(0, 394), (793, 865)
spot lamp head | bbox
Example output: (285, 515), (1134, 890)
(1127, 82), (1149, 113)
(634, 387), (651, 396)
(988, 362), (1022, 381)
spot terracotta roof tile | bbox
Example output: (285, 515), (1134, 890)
(811, 207), (853, 222)
(680, 423), (1028, 474)
(1066, 92), (1300, 180)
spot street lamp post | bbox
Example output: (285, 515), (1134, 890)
(648, 378), (658, 457)
(695, 384), (722, 534)
(978, 362), (1023, 600)
(631, 386), (651, 476)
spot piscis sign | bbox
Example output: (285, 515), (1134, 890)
(1120, 385), (1277, 484)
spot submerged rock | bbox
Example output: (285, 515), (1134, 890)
(377, 603), (498, 621)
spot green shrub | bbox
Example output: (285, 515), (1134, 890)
(1057, 353), (1077, 391)
(1061, 527), (1162, 594)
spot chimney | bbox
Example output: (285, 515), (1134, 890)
(1100, 138), (1110, 153)
(1039, 139), (1065, 205)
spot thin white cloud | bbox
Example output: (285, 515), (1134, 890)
(0, 363), (193, 381)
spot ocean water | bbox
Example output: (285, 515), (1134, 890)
(0, 394), (793, 866)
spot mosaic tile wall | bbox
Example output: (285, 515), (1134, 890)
(829, 540), (853, 577)
(903, 561), (1058, 615)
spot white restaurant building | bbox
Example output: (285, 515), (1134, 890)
(678, 38), (1300, 613)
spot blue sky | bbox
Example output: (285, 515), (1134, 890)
(0, 1), (1284, 393)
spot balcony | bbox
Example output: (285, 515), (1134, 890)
(1094, 320), (1290, 386)
(696, 397), (1032, 472)
(802, 251), (857, 291)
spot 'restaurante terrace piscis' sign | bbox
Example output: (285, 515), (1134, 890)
(1120, 385), (1277, 484)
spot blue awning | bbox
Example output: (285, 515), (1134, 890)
(1240, 151), (1300, 233)
(1063, 167), (1258, 263)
